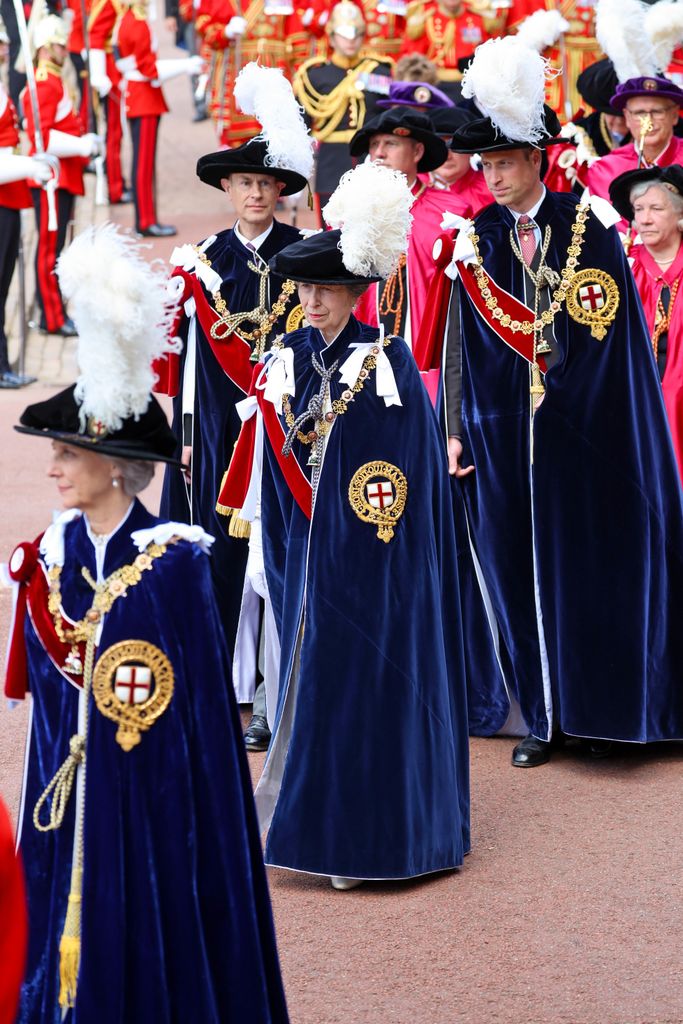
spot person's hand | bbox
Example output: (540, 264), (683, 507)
(165, 15), (178, 33)
(181, 445), (192, 481)
(30, 155), (55, 183)
(448, 436), (475, 478)
(82, 132), (104, 157)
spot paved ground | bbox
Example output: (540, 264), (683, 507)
(1, 35), (683, 1024)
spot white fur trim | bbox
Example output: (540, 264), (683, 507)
(130, 523), (215, 554)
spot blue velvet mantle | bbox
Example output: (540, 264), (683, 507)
(17, 500), (289, 1024)
(457, 190), (683, 743)
(160, 220), (301, 656)
(257, 317), (471, 879)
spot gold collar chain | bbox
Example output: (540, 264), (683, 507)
(471, 202), (590, 335)
(282, 335), (393, 446)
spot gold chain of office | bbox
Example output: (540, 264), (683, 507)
(470, 202), (591, 335)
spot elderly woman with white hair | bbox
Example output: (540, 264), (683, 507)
(610, 165), (683, 482)
(4, 226), (289, 1023)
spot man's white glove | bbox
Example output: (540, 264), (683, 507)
(224, 15), (246, 37)
(47, 130), (102, 159)
(89, 49), (112, 97)
(246, 517), (267, 599)
(154, 55), (204, 83)
(0, 152), (55, 185)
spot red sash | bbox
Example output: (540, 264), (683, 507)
(5, 539), (86, 700)
(456, 260), (548, 374)
(153, 268), (253, 398)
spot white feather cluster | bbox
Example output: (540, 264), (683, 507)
(515, 10), (570, 51)
(645, 0), (683, 71)
(234, 62), (314, 181)
(461, 36), (554, 145)
(322, 163), (413, 278)
(595, 0), (659, 82)
(57, 223), (181, 433)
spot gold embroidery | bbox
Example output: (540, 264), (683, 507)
(565, 268), (620, 340)
(92, 640), (175, 751)
(348, 461), (407, 543)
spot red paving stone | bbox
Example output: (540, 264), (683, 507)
(1, 43), (683, 1024)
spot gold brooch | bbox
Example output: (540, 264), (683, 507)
(92, 640), (174, 752)
(565, 268), (620, 340)
(348, 461), (407, 543)
(285, 303), (306, 333)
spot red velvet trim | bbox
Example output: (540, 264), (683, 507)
(217, 364), (261, 511)
(457, 261), (548, 373)
(413, 232), (455, 373)
(256, 387), (312, 521)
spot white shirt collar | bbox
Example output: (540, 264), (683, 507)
(233, 220), (275, 253)
(509, 186), (547, 224)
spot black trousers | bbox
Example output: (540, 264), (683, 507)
(0, 206), (21, 373)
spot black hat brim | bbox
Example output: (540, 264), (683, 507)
(349, 112), (447, 172)
(13, 425), (184, 467)
(269, 229), (382, 285)
(450, 108), (562, 154)
(197, 144), (308, 196)
(608, 165), (683, 223)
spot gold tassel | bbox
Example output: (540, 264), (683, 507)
(228, 515), (252, 539)
(215, 501), (238, 518)
(307, 182), (314, 211)
(58, 887), (82, 1009)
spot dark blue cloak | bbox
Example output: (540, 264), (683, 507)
(456, 190), (683, 743)
(256, 318), (470, 879)
(16, 500), (289, 1024)
(160, 220), (301, 657)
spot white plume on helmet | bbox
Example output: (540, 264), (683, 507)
(461, 36), (555, 145)
(57, 223), (181, 433)
(645, 0), (683, 72)
(595, 0), (659, 82)
(322, 162), (413, 279)
(234, 62), (314, 181)
(514, 9), (570, 52)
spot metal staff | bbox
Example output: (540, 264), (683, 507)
(11, 0), (60, 230)
(79, 0), (107, 205)
(623, 114), (653, 254)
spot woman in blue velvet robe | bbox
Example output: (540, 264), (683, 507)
(8, 384), (289, 1024)
(248, 229), (470, 888)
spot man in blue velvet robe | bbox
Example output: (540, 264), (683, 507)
(159, 140), (305, 750)
(442, 60), (683, 766)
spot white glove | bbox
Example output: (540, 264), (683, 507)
(246, 517), (267, 598)
(47, 130), (101, 158)
(154, 56), (204, 83)
(89, 49), (112, 97)
(224, 15), (246, 37)
(29, 155), (56, 183)
(0, 152), (53, 184)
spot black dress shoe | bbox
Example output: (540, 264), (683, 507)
(138, 223), (177, 238)
(0, 370), (36, 388)
(38, 316), (78, 337)
(244, 714), (271, 752)
(583, 738), (614, 759)
(111, 188), (134, 204)
(511, 733), (552, 768)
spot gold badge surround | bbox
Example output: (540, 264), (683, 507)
(348, 461), (407, 543)
(566, 268), (620, 340)
(93, 640), (175, 752)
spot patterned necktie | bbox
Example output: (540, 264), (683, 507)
(518, 214), (538, 267)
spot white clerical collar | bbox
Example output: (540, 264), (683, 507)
(509, 186), (547, 223)
(233, 220), (274, 253)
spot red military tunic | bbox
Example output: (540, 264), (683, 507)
(88, 0), (126, 201)
(196, 0), (309, 146)
(66, 0), (88, 55)
(0, 86), (32, 210)
(23, 61), (86, 196)
(400, 0), (507, 86)
(352, 0), (407, 61)
(88, 0), (124, 89)
(115, 6), (169, 117)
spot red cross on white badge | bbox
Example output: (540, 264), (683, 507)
(366, 480), (395, 509)
(578, 284), (605, 312)
(115, 665), (152, 705)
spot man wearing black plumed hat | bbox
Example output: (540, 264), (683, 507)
(431, 36), (683, 768)
(349, 106), (489, 361)
(155, 62), (313, 753)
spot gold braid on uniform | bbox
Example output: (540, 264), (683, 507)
(293, 56), (384, 142)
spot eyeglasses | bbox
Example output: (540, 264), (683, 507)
(626, 107), (678, 120)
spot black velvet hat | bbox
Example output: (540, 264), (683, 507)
(16, 385), (181, 465)
(429, 105), (478, 139)
(197, 139), (309, 195)
(450, 105), (562, 153)
(576, 59), (621, 115)
(269, 229), (382, 285)
(608, 165), (683, 223)
(349, 109), (448, 172)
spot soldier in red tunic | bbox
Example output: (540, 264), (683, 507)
(23, 15), (102, 336)
(88, 0), (129, 202)
(115, 0), (202, 236)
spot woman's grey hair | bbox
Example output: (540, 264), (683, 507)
(347, 281), (371, 302)
(629, 180), (683, 229)
(107, 457), (155, 496)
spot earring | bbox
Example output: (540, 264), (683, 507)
(112, 478), (120, 489)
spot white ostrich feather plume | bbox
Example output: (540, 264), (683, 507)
(234, 62), (314, 181)
(57, 223), (181, 433)
(461, 36), (554, 145)
(515, 10), (570, 52)
(595, 0), (659, 82)
(322, 163), (413, 279)
(645, 0), (683, 71)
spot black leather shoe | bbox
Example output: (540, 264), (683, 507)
(38, 316), (78, 337)
(583, 739), (613, 759)
(138, 223), (177, 238)
(0, 371), (22, 388)
(512, 733), (552, 768)
(244, 714), (271, 752)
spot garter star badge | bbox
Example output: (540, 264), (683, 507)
(348, 461), (407, 543)
(566, 268), (619, 340)
(285, 303), (306, 332)
(93, 640), (174, 751)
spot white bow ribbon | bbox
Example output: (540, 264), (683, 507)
(338, 328), (402, 407)
(235, 395), (259, 421)
(584, 192), (622, 229)
(169, 238), (222, 293)
(261, 348), (296, 413)
(440, 212), (477, 280)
